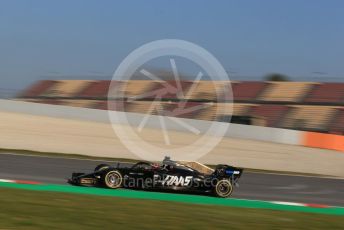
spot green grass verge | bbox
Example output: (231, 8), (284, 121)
(0, 148), (334, 177)
(3, 182), (344, 215)
(0, 187), (343, 230)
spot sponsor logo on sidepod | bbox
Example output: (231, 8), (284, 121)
(162, 175), (193, 186)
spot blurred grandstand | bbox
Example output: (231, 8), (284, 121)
(15, 79), (344, 135)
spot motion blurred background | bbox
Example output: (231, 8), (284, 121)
(0, 1), (344, 229)
(1, 0), (343, 135)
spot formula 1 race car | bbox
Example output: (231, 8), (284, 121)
(68, 157), (243, 198)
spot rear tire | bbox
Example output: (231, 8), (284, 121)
(103, 170), (123, 189)
(214, 179), (233, 198)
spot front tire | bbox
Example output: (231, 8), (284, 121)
(103, 170), (123, 189)
(214, 179), (233, 198)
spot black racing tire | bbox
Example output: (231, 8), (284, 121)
(103, 170), (123, 189)
(94, 164), (110, 172)
(214, 179), (233, 198)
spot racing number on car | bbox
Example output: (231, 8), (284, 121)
(162, 175), (193, 186)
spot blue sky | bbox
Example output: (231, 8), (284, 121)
(0, 0), (343, 90)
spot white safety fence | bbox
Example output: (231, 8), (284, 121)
(0, 99), (302, 146)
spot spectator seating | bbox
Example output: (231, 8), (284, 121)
(15, 80), (344, 135)
(215, 103), (251, 116)
(304, 83), (344, 104)
(161, 101), (207, 119)
(146, 81), (193, 100)
(249, 105), (289, 127)
(280, 106), (336, 131)
(118, 80), (158, 98)
(232, 81), (267, 101)
(19, 80), (57, 98)
(124, 101), (159, 115)
(189, 102), (217, 121)
(41, 80), (92, 98)
(77, 80), (113, 99)
(329, 108), (344, 134)
(258, 82), (315, 102)
(185, 81), (229, 101)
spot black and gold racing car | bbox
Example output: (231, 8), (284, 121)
(68, 157), (243, 198)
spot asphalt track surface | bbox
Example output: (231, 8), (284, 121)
(0, 152), (343, 206)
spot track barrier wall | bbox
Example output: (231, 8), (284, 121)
(0, 99), (343, 153)
(303, 132), (344, 152)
